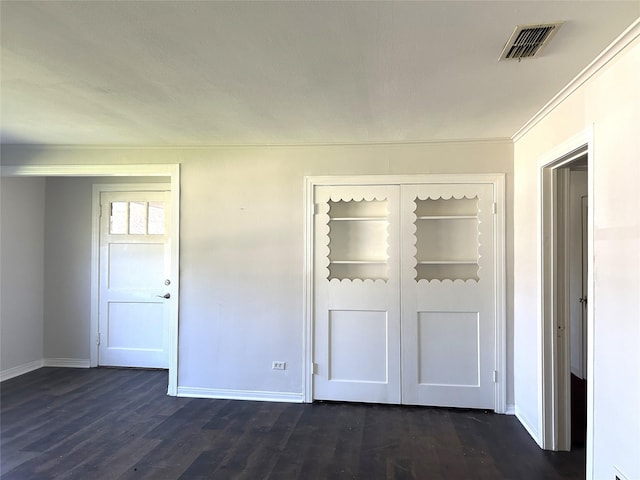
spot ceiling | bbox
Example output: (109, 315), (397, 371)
(1, 1), (638, 146)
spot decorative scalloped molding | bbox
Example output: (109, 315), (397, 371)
(43, 358), (91, 368)
(328, 193), (388, 202)
(513, 19), (640, 142)
(415, 277), (480, 285)
(327, 277), (389, 285)
(177, 386), (304, 403)
(412, 194), (479, 201)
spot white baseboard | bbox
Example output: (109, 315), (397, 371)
(515, 406), (543, 448)
(43, 358), (91, 368)
(0, 359), (44, 382)
(505, 403), (516, 415)
(177, 386), (304, 403)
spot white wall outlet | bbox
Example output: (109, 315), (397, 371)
(272, 361), (286, 370)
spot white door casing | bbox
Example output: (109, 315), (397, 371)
(98, 189), (172, 368)
(307, 175), (505, 411)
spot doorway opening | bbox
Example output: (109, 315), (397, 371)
(540, 144), (589, 451)
(0, 163), (180, 396)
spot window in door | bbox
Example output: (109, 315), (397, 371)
(327, 198), (389, 281)
(413, 196), (480, 282)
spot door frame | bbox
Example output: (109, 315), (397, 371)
(0, 164), (180, 396)
(537, 128), (593, 454)
(303, 173), (506, 412)
(92, 183), (172, 369)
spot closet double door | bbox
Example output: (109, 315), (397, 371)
(313, 181), (497, 409)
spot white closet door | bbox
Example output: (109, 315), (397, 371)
(313, 185), (401, 404)
(400, 183), (496, 408)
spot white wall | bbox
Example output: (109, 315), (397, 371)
(0, 141), (514, 403)
(514, 36), (639, 480)
(43, 177), (93, 363)
(0, 177), (45, 378)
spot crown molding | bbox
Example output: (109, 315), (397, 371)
(512, 18), (640, 142)
(0, 137), (513, 149)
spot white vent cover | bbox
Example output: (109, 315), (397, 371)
(499, 22), (563, 61)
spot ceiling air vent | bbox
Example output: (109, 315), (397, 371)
(499, 22), (563, 61)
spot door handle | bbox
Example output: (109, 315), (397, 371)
(157, 293), (171, 299)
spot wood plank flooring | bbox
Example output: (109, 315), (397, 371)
(1, 368), (585, 479)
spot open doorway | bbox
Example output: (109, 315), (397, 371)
(0, 163), (181, 396)
(540, 144), (589, 452)
(566, 164), (588, 447)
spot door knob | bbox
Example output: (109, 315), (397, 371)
(157, 293), (171, 299)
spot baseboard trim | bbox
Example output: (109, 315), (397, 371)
(515, 406), (543, 448)
(43, 358), (91, 368)
(505, 403), (516, 415)
(0, 359), (44, 382)
(177, 386), (304, 403)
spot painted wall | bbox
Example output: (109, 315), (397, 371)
(0, 177), (45, 377)
(514, 37), (639, 479)
(43, 177), (93, 363)
(0, 141), (514, 404)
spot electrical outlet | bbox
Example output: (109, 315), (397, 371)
(272, 361), (286, 370)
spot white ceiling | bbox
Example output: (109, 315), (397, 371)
(1, 1), (638, 146)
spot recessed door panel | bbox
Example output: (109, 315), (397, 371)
(107, 302), (164, 350)
(418, 312), (479, 386)
(108, 244), (164, 289)
(329, 310), (388, 383)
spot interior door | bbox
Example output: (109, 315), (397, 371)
(98, 190), (171, 368)
(313, 185), (401, 403)
(400, 183), (496, 408)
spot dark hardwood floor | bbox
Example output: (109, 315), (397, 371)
(1, 368), (585, 479)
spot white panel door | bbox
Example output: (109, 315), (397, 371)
(313, 185), (401, 403)
(400, 183), (496, 408)
(99, 191), (171, 368)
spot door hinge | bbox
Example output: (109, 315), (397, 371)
(492, 202), (497, 214)
(493, 370), (498, 383)
(313, 203), (320, 215)
(96, 332), (101, 346)
(311, 362), (318, 375)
